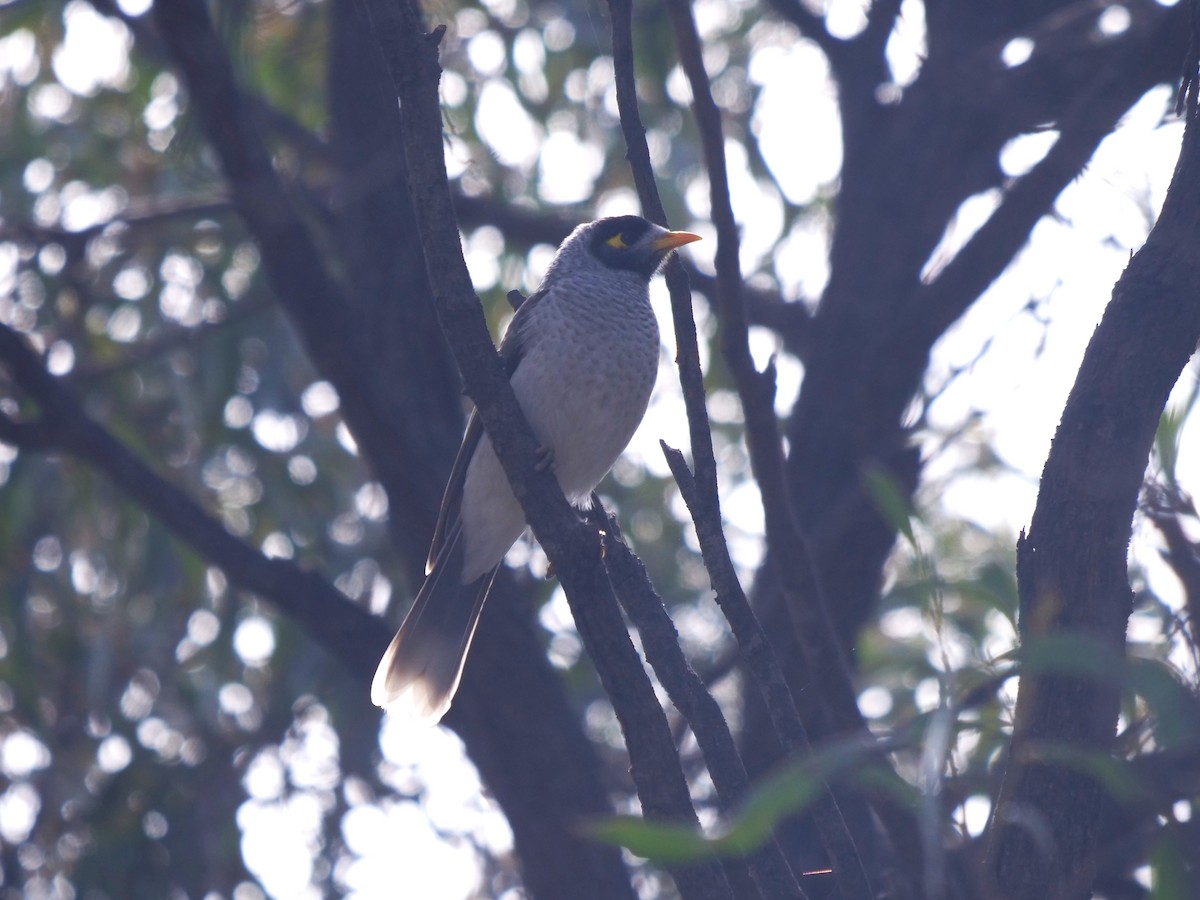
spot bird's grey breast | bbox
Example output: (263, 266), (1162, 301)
(512, 265), (659, 500)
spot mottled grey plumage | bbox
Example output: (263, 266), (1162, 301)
(371, 216), (701, 722)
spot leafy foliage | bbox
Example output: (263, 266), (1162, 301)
(0, 0), (1197, 898)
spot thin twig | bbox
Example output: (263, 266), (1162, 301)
(666, 0), (931, 893)
(606, 0), (878, 893)
(0, 195), (233, 248)
(593, 502), (806, 899)
(665, 0), (859, 739)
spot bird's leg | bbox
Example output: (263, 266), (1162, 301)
(534, 444), (555, 473)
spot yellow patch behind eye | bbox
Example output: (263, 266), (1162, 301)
(606, 233), (628, 249)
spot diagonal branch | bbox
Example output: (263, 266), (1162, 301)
(0, 321), (389, 681)
(593, 503), (806, 899)
(137, 2), (669, 894)
(907, 82), (1156, 350)
(665, 0), (855, 743)
(150, 0), (430, 522)
(357, 1), (731, 897)
(906, 0), (1185, 350)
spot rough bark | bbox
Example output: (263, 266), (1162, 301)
(358, 0), (732, 896)
(743, 0), (1187, 784)
(739, 0), (1188, 886)
(985, 53), (1200, 898)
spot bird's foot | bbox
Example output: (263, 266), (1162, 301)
(534, 444), (555, 473)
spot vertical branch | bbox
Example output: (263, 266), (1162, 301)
(664, 0), (859, 743)
(662, 447), (877, 897)
(604, 1), (875, 893)
(149, 0), (419, 506)
(664, 0), (924, 893)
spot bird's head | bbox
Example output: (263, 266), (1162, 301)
(583, 215), (702, 279)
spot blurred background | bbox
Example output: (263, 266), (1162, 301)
(0, 0), (1196, 897)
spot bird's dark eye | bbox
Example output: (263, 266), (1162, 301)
(590, 217), (657, 275)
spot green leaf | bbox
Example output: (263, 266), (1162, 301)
(864, 467), (917, 546)
(1126, 657), (1200, 749)
(585, 816), (721, 864)
(587, 740), (885, 862)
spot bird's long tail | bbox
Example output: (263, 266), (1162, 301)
(371, 528), (497, 723)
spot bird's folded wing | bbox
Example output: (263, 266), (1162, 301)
(427, 286), (551, 574)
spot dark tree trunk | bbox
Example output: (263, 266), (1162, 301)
(987, 67), (1200, 897)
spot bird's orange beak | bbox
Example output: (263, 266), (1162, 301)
(651, 230), (703, 252)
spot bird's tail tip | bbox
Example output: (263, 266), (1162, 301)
(371, 680), (454, 726)
(370, 638), (459, 726)
(370, 556), (494, 727)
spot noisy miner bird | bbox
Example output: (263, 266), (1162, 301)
(371, 215), (702, 723)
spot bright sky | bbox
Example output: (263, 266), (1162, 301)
(10, 0), (1195, 897)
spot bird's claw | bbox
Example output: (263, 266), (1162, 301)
(534, 444), (555, 473)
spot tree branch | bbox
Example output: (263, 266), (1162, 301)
(138, 2), (648, 895)
(984, 33), (1200, 898)
(0, 321), (389, 681)
(358, 2), (731, 896)
(0, 194), (232, 249)
(593, 503), (806, 899)
(907, 24), (1178, 349)
(861, 0), (904, 55)
(149, 0), (431, 521)
(605, 0), (886, 891)
(666, 0), (853, 747)
(665, 1), (926, 893)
